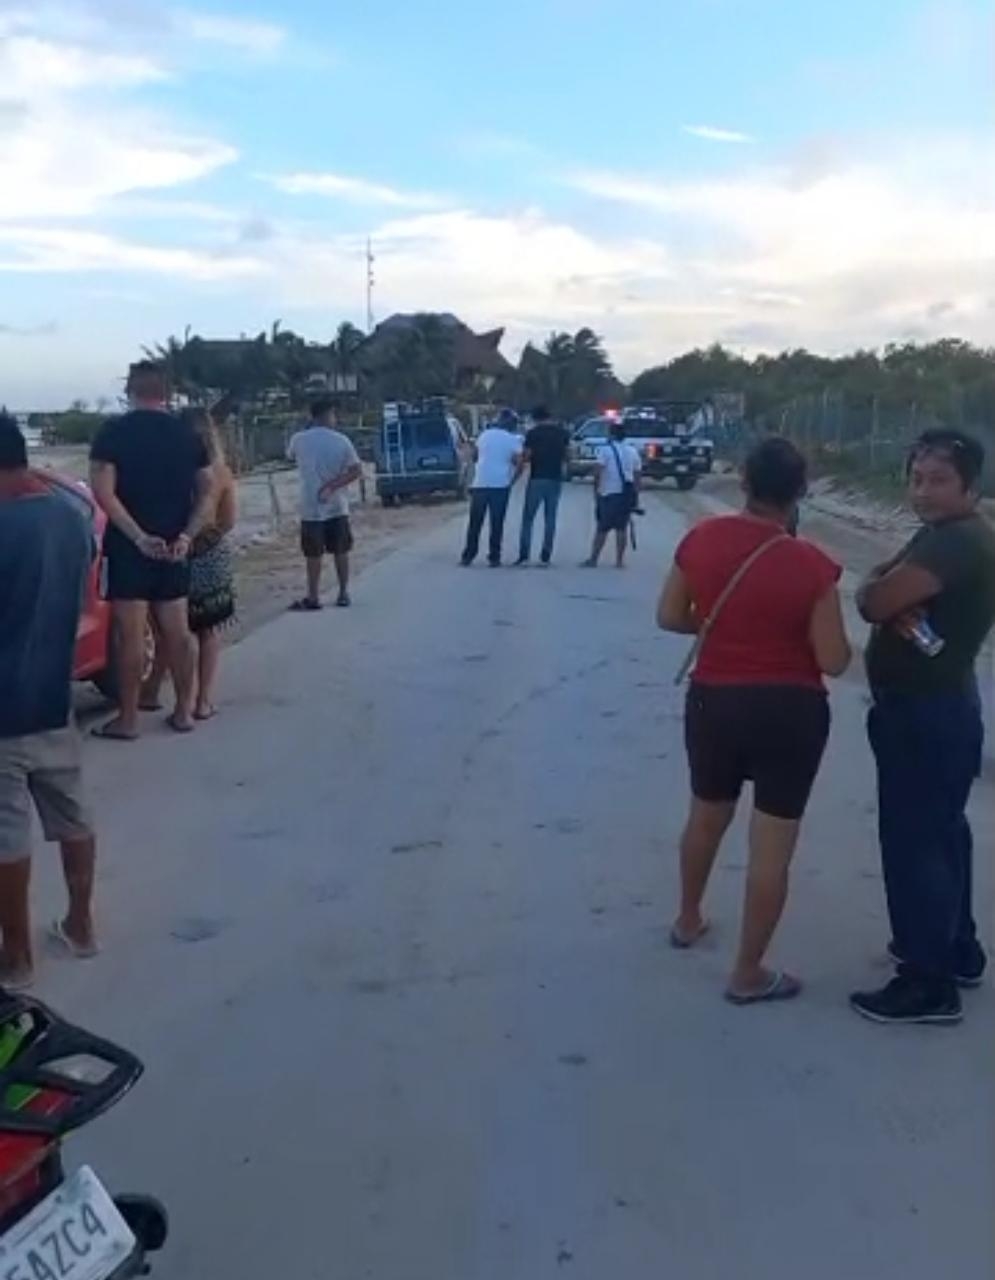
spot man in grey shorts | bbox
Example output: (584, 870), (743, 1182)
(286, 396), (362, 610)
(0, 415), (97, 990)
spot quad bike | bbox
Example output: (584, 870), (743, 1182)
(0, 988), (167, 1279)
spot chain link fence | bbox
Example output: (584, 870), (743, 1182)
(217, 415), (379, 475)
(715, 391), (994, 495)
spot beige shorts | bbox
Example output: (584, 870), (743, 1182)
(0, 726), (93, 863)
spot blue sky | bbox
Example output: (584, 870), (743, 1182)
(1, 0), (992, 406)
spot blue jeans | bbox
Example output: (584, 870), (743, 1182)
(868, 687), (985, 982)
(463, 488), (511, 565)
(518, 478), (562, 562)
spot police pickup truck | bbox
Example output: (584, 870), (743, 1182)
(567, 402), (713, 490)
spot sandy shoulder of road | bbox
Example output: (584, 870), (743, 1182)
(229, 495), (460, 642)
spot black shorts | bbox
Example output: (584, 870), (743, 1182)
(105, 541), (190, 603)
(300, 517), (353, 558)
(685, 683), (830, 821)
(596, 494), (631, 533)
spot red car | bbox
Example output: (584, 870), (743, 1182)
(31, 471), (152, 700)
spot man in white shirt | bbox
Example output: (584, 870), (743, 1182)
(460, 409), (523, 567)
(583, 420), (642, 568)
(287, 397), (362, 609)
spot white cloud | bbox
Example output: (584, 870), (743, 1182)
(219, 210), (682, 372)
(0, 104), (236, 219)
(268, 172), (444, 209)
(565, 140), (995, 361)
(0, 225), (263, 279)
(176, 10), (286, 56)
(683, 124), (754, 145)
(0, 32), (166, 93)
(0, 20), (237, 221)
(570, 156), (995, 283)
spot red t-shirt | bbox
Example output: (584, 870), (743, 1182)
(675, 514), (842, 689)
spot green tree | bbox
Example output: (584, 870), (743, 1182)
(331, 322), (366, 376)
(372, 314), (456, 401)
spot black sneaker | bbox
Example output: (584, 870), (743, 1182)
(954, 948), (988, 989)
(887, 941), (987, 989)
(514, 556), (529, 567)
(850, 974), (962, 1025)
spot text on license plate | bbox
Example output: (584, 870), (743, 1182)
(0, 1166), (135, 1280)
(676, 464), (689, 472)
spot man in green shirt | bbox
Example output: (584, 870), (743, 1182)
(852, 429), (995, 1025)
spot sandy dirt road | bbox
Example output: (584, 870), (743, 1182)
(28, 482), (994, 1280)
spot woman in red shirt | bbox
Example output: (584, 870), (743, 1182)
(657, 437), (850, 1005)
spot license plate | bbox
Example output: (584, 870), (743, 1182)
(0, 1167), (136, 1280)
(676, 464), (689, 473)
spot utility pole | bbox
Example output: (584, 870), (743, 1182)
(365, 238), (375, 334)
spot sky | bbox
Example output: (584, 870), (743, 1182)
(0, 0), (992, 407)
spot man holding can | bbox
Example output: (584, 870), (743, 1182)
(851, 429), (995, 1025)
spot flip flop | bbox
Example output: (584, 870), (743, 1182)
(194, 706), (218, 722)
(91, 722), (139, 742)
(138, 700), (163, 712)
(49, 919), (99, 960)
(670, 921), (710, 950)
(289, 598), (323, 612)
(725, 972), (803, 1006)
(166, 714), (195, 734)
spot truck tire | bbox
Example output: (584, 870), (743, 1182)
(676, 474), (698, 492)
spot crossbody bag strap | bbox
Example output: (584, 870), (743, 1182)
(673, 534), (792, 685)
(608, 440), (627, 487)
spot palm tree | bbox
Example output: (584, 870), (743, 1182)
(372, 314), (455, 401)
(542, 332), (576, 412)
(143, 325), (197, 399)
(331, 322), (366, 391)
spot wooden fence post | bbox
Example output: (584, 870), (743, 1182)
(266, 470), (283, 531)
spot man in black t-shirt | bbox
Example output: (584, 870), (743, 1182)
(89, 362), (214, 738)
(851, 429), (995, 1026)
(515, 406), (570, 566)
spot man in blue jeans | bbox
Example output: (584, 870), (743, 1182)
(852, 429), (995, 1025)
(515, 406), (570, 567)
(460, 409), (523, 567)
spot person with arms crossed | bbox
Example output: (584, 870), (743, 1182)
(287, 397), (363, 611)
(851, 429), (995, 1025)
(0, 416), (98, 990)
(583, 419), (641, 569)
(657, 437), (850, 1004)
(515, 405), (570, 567)
(89, 362), (214, 739)
(460, 408), (523, 567)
